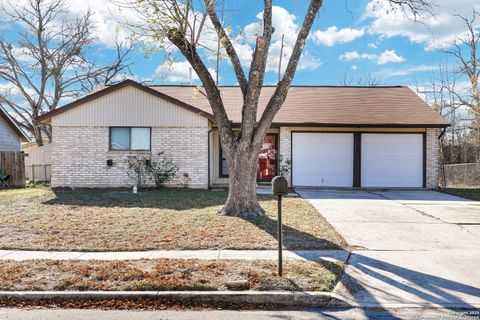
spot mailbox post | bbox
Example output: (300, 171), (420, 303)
(271, 176), (288, 277)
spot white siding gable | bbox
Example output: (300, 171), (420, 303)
(52, 86), (208, 127)
(0, 113), (21, 151)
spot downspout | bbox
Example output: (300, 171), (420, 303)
(438, 126), (448, 188)
(207, 128), (215, 189)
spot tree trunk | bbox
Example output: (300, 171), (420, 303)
(220, 145), (265, 217)
(42, 125), (52, 143)
(33, 125), (44, 147)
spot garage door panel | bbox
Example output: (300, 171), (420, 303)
(361, 134), (423, 188)
(292, 133), (353, 187)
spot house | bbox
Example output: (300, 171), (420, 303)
(37, 79), (448, 189)
(0, 106), (29, 151)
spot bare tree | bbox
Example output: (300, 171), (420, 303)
(417, 64), (473, 162)
(429, 10), (480, 163)
(0, 0), (133, 146)
(339, 72), (380, 86)
(443, 10), (480, 122)
(120, 0), (432, 216)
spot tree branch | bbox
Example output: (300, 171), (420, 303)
(205, 0), (247, 96)
(167, 28), (234, 144)
(241, 0), (273, 145)
(0, 0), (131, 145)
(253, 0), (323, 146)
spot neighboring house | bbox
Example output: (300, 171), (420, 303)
(37, 79), (448, 189)
(0, 106), (29, 151)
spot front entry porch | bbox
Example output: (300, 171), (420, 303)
(210, 130), (279, 187)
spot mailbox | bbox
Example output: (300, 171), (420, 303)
(272, 176), (288, 195)
(272, 175), (288, 277)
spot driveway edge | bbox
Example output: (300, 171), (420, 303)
(0, 291), (351, 308)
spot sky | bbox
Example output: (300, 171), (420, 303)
(1, 0), (480, 89)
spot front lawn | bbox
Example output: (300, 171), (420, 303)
(0, 188), (346, 251)
(441, 188), (480, 201)
(0, 258), (343, 292)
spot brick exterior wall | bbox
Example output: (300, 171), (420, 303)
(425, 128), (439, 188)
(279, 127), (292, 185)
(0, 114), (21, 151)
(51, 126), (208, 189)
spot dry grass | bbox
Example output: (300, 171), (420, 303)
(441, 188), (480, 201)
(0, 188), (346, 251)
(0, 259), (343, 292)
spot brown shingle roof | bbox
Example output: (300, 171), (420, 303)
(151, 85), (448, 127)
(37, 80), (448, 128)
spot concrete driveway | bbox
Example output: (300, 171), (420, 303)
(298, 189), (480, 308)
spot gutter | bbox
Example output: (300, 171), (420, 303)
(0, 291), (351, 308)
(207, 128), (215, 189)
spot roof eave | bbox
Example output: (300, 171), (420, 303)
(268, 122), (450, 128)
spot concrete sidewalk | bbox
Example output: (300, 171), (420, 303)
(0, 249), (349, 262)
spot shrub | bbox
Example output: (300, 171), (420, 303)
(126, 155), (151, 189)
(125, 152), (178, 189)
(150, 152), (178, 187)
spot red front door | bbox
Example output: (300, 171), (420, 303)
(257, 134), (277, 182)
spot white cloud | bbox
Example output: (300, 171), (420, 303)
(351, 65), (358, 70)
(377, 50), (405, 64)
(373, 65), (436, 78)
(2, 0), (218, 51)
(311, 26), (365, 46)
(340, 51), (376, 61)
(244, 6), (299, 46)
(68, 1), (133, 47)
(155, 60), (216, 84)
(110, 74), (141, 83)
(0, 82), (21, 96)
(297, 52), (322, 71)
(232, 42), (254, 67)
(155, 61), (197, 83)
(4, 1), (321, 76)
(10, 47), (37, 63)
(365, 0), (480, 50)
(339, 49), (404, 65)
(0, 0), (137, 48)
(368, 42), (378, 49)
(241, 6), (321, 73)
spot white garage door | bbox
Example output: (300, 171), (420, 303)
(292, 133), (354, 187)
(361, 134), (423, 188)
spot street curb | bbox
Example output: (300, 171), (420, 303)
(0, 291), (352, 308)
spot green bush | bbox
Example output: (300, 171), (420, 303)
(126, 152), (178, 189)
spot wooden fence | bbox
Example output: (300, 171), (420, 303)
(0, 151), (26, 187)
